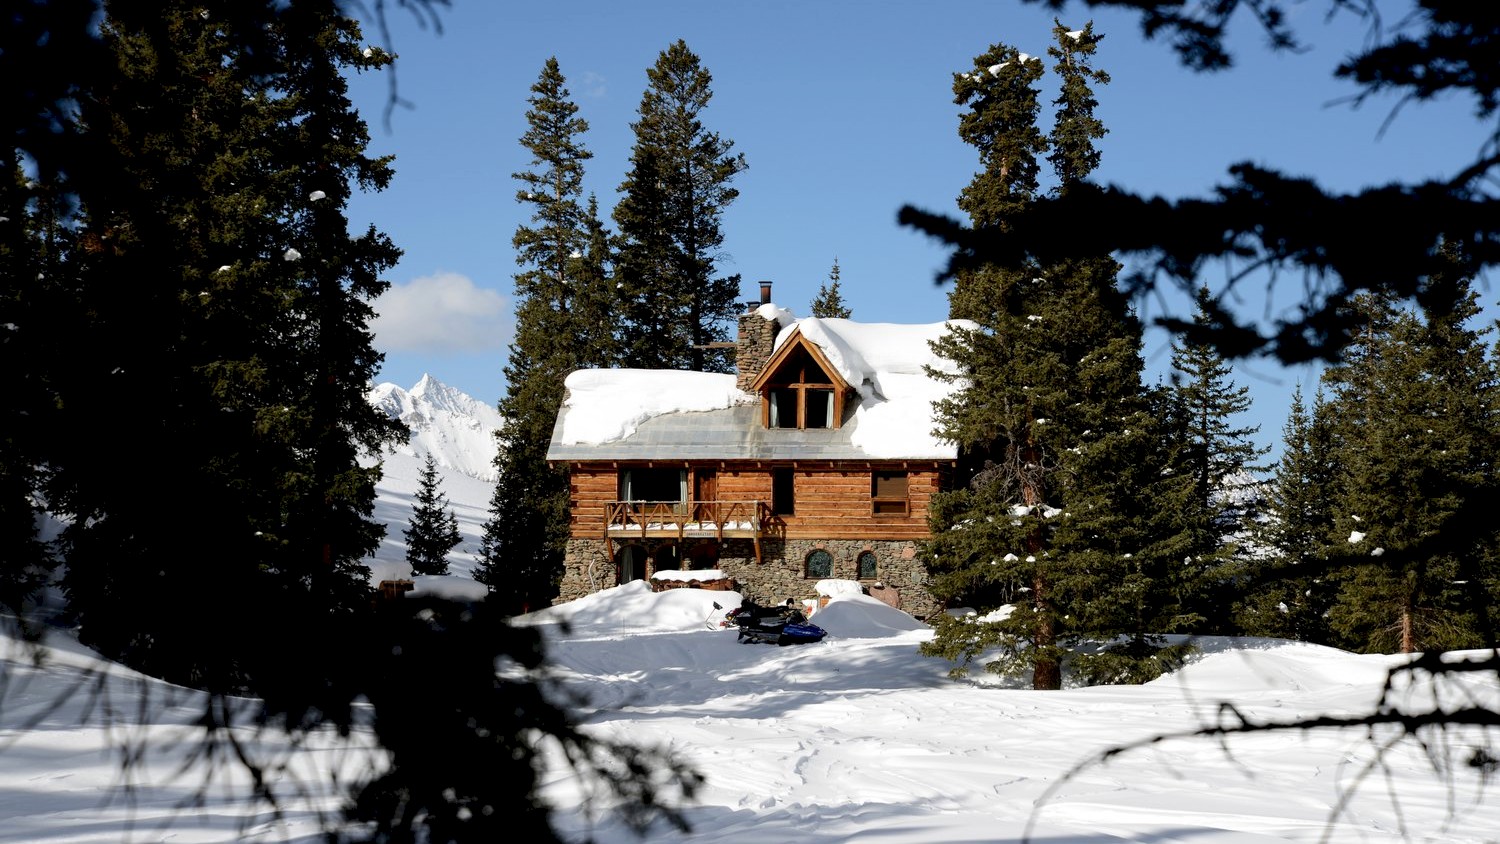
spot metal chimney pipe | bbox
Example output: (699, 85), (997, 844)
(759, 280), (772, 305)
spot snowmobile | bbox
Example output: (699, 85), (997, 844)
(726, 599), (827, 645)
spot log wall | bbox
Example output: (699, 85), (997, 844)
(566, 462), (942, 540)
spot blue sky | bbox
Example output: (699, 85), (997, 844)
(343, 0), (1493, 462)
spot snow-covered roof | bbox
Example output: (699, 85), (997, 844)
(547, 308), (976, 462)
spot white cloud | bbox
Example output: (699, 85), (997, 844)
(372, 272), (510, 353)
(577, 71), (607, 98)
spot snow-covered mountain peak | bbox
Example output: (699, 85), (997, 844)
(368, 375), (502, 482)
(408, 372), (487, 415)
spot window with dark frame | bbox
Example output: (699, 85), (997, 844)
(871, 471), (909, 515)
(618, 467), (687, 504)
(769, 389), (799, 428)
(803, 388), (833, 427)
(761, 344), (841, 430)
(856, 550), (877, 579)
(805, 549), (833, 579)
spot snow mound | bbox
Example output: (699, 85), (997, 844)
(812, 593), (929, 639)
(1150, 638), (1395, 693)
(517, 580), (743, 634)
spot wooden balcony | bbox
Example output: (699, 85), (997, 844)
(603, 500), (773, 563)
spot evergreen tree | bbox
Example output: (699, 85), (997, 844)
(477, 58), (612, 613)
(405, 454), (462, 576)
(1236, 385), (1338, 640)
(1045, 19), (1108, 190)
(43, 4), (397, 694)
(577, 194), (620, 361)
(922, 23), (1187, 690)
(1160, 286), (1270, 630)
(1317, 259), (1500, 653)
(811, 258), (852, 318)
(942, 39), (1046, 324)
(0, 155), (61, 631)
(902, 4), (1500, 367)
(613, 40), (746, 372)
(5, 8), (701, 841)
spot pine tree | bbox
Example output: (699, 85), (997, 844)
(46, 0), (406, 701)
(0, 156), (61, 629)
(811, 258), (852, 318)
(1160, 286), (1271, 630)
(1317, 257), (1500, 653)
(1046, 19), (1107, 186)
(1236, 385), (1338, 640)
(576, 193), (620, 361)
(922, 23), (1187, 690)
(477, 58), (613, 613)
(7, 8), (701, 841)
(613, 40), (746, 372)
(405, 454), (462, 576)
(942, 39), (1046, 324)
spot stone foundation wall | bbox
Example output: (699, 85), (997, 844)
(559, 536), (939, 620)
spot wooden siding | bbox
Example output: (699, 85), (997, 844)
(565, 462), (941, 541)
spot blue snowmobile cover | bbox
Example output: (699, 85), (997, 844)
(779, 620), (828, 644)
(730, 600), (827, 645)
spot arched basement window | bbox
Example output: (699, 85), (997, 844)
(805, 549), (833, 579)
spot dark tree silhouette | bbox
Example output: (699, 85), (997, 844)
(405, 454), (462, 576)
(902, 1), (1500, 366)
(613, 40), (746, 373)
(477, 57), (615, 613)
(913, 4), (1500, 837)
(1, 4), (699, 842)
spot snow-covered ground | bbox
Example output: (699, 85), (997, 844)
(4, 582), (1498, 843)
(2, 377), (1497, 843)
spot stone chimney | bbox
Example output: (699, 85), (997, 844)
(735, 280), (780, 392)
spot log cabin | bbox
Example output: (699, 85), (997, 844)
(545, 282), (977, 619)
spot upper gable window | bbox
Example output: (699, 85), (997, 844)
(761, 344), (842, 430)
(769, 387), (834, 429)
(769, 389), (799, 428)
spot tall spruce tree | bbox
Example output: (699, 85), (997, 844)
(1236, 385), (1338, 641)
(1160, 286), (1271, 631)
(941, 38), (1046, 325)
(922, 23), (1188, 689)
(405, 454), (462, 576)
(46, 4), (402, 694)
(477, 58), (613, 613)
(613, 40), (746, 372)
(1316, 258), (1500, 653)
(5, 8), (702, 841)
(811, 258), (852, 318)
(0, 155), (60, 631)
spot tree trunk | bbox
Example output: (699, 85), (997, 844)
(1023, 425), (1059, 690)
(1032, 568), (1060, 690)
(1400, 602), (1415, 654)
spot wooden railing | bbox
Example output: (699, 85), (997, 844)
(603, 500), (775, 564)
(604, 499), (765, 540)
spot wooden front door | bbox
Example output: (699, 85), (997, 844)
(693, 469), (717, 522)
